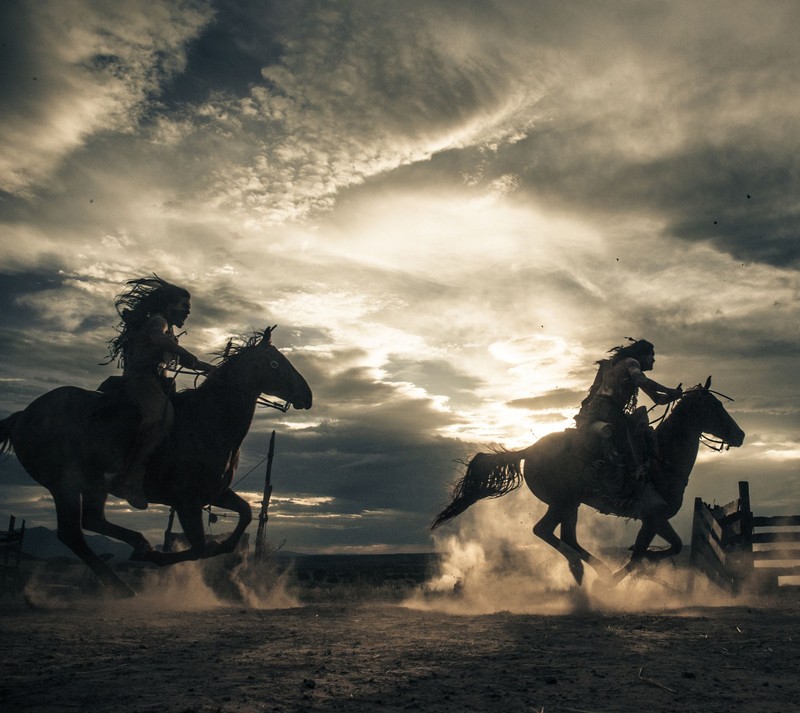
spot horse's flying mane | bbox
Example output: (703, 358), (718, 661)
(213, 329), (272, 366)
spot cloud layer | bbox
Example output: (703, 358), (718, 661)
(1, 0), (798, 556)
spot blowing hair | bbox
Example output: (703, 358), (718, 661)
(103, 274), (190, 367)
(605, 338), (654, 365)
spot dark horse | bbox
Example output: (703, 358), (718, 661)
(432, 378), (744, 585)
(0, 327), (312, 597)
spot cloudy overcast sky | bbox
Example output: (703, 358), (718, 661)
(1, 0), (798, 556)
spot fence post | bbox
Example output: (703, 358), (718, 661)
(688, 497), (703, 593)
(254, 430), (276, 563)
(735, 480), (754, 591)
(1, 515), (25, 595)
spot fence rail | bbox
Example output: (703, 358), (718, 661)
(691, 481), (800, 592)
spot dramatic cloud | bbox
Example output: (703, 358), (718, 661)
(1, 0), (798, 553)
(0, 0), (213, 195)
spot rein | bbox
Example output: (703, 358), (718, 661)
(257, 396), (291, 412)
(699, 435), (732, 452)
(698, 388), (735, 451)
(647, 400), (674, 428)
(648, 386), (736, 452)
(167, 366), (292, 413)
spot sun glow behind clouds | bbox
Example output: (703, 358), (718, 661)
(247, 192), (609, 451)
(321, 191), (604, 280)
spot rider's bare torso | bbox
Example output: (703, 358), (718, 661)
(594, 357), (645, 411)
(123, 315), (180, 379)
(121, 296), (201, 379)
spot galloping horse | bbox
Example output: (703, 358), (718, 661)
(0, 327), (312, 597)
(432, 378), (744, 584)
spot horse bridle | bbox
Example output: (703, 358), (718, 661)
(647, 385), (736, 452)
(170, 358), (292, 413)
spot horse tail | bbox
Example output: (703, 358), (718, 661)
(0, 412), (20, 455)
(431, 448), (526, 529)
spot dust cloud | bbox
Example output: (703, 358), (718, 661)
(409, 488), (744, 615)
(135, 557), (301, 611)
(23, 556), (300, 612)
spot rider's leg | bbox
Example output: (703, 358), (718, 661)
(598, 400), (631, 478)
(117, 376), (173, 510)
(628, 407), (653, 477)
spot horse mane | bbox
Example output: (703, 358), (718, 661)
(656, 383), (703, 425)
(212, 331), (269, 366)
(184, 330), (273, 395)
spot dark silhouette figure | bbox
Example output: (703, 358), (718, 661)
(575, 339), (682, 485)
(432, 379), (744, 585)
(0, 327), (312, 597)
(105, 275), (216, 510)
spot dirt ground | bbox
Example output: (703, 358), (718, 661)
(1, 560), (799, 713)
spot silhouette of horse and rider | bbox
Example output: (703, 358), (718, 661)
(0, 275), (312, 597)
(433, 340), (745, 584)
(1, 277), (744, 596)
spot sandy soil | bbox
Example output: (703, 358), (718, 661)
(1, 561), (799, 713)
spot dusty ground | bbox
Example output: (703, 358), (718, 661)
(1, 560), (799, 713)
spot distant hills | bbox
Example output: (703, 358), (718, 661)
(21, 526), (133, 561)
(18, 526), (439, 572)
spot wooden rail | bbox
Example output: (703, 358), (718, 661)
(691, 481), (800, 592)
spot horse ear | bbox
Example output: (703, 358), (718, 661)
(704, 376), (712, 390)
(261, 325), (277, 346)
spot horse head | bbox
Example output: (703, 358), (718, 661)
(674, 376), (744, 448)
(216, 327), (313, 410)
(257, 326), (312, 410)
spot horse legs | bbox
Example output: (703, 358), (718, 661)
(141, 504), (208, 566)
(51, 485), (136, 598)
(533, 505), (611, 584)
(630, 519), (683, 563)
(654, 520), (683, 557)
(612, 487), (683, 583)
(208, 489), (252, 554)
(80, 484), (154, 561)
(558, 507), (613, 580)
(140, 494), (251, 567)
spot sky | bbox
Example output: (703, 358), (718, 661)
(0, 0), (798, 558)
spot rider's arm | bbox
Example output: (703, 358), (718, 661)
(626, 361), (682, 405)
(141, 316), (205, 370)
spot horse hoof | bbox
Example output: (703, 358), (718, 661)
(129, 542), (154, 561)
(569, 561), (585, 585)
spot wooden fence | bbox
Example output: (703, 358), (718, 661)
(0, 514), (26, 595)
(691, 481), (800, 592)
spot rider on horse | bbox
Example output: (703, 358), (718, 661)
(105, 275), (215, 510)
(574, 339), (682, 487)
